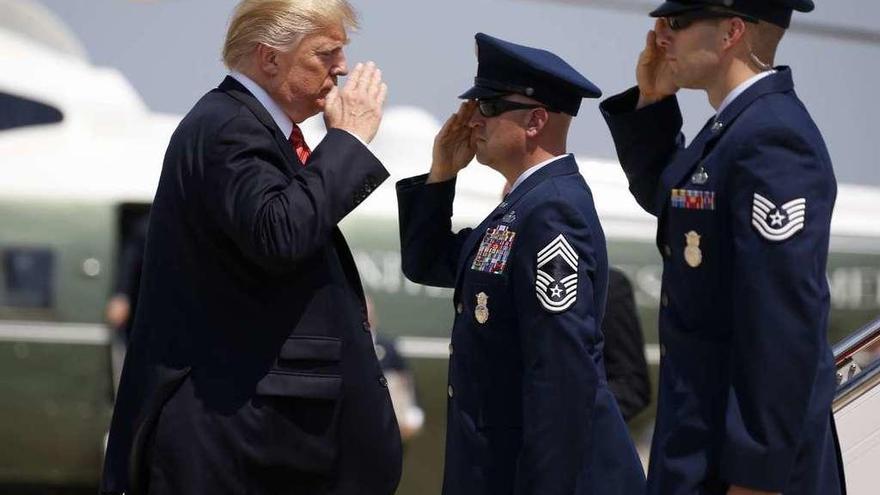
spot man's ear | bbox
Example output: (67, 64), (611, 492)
(256, 44), (280, 76)
(525, 108), (549, 138)
(723, 17), (748, 49)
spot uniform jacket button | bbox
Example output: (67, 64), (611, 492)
(664, 245), (672, 257)
(448, 342), (453, 355)
(379, 376), (388, 388)
(660, 344), (667, 357)
(362, 320), (371, 332)
(448, 385), (454, 398)
(661, 293), (669, 307)
(456, 302), (463, 314)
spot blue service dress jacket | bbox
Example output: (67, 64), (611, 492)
(101, 76), (402, 495)
(600, 68), (846, 495)
(397, 156), (646, 495)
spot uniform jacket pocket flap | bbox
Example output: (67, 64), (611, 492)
(256, 372), (341, 399)
(280, 336), (342, 361)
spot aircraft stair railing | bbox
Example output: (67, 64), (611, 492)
(832, 315), (880, 495)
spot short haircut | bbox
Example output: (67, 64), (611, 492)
(749, 21), (785, 64)
(222, 0), (359, 71)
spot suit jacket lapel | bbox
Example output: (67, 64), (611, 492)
(217, 76), (300, 174)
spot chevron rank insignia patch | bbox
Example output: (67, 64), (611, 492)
(751, 193), (806, 242)
(535, 234), (578, 313)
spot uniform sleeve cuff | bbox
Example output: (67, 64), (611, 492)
(395, 174), (457, 194)
(395, 174), (457, 221)
(600, 87), (682, 139)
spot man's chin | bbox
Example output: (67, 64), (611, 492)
(474, 151), (492, 168)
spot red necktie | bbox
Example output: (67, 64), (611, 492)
(289, 124), (311, 166)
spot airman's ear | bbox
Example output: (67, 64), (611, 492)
(723, 17), (748, 50)
(525, 107), (549, 138)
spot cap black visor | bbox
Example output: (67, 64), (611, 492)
(458, 85), (508, 100)
(650, 1), (707, 17)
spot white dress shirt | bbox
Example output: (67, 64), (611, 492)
(230, 71), (294, 139)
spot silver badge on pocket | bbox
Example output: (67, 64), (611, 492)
(684, 231), (703, 268)
(475, 292), (489, 324)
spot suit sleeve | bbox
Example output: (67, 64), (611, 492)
(201, 117), (388, 272)
(510, 198), (602, 495)
(396, 174), (471, 288)
(600, 87), (684, 215)
(719, 123), (836, 490)
(603, 269), (651, 422)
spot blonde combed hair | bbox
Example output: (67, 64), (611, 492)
(222, 0), (359, 71)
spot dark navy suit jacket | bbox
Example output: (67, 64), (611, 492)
(101, 77), (402, 495)
(601, 68), (846, 495)
(397, 156), (646, 495)
(603, 268), (650, 422)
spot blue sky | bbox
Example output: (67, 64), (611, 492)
(38, 0), (880, 186)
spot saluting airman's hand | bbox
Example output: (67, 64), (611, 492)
(324, 61), (388, 144)
(427, 101), (477, 184)
(636, 22), (679, 109)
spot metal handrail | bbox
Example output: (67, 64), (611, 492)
(833, 315), (880, 412)
(834, 315), (880, 366)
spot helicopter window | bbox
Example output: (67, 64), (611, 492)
(0, 247), (55, 309)
(0, 92), (63, 131)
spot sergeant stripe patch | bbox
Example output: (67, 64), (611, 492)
(751, 193), (806, 242)
(535, 234), (578, 313)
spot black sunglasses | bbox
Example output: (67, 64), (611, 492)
(477, 99), (555, 118)
(665, 10), (758, 31)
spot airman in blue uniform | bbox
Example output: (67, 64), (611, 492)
(599, 1), (846, 494)
(397, 33), (646, 495)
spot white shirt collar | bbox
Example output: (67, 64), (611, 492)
(716, 70), (776, 118)
(508, 154), (570, 195)
(229, 71), (294, 139)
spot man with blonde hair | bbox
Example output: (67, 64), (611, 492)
(102, 1), (401, 494)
